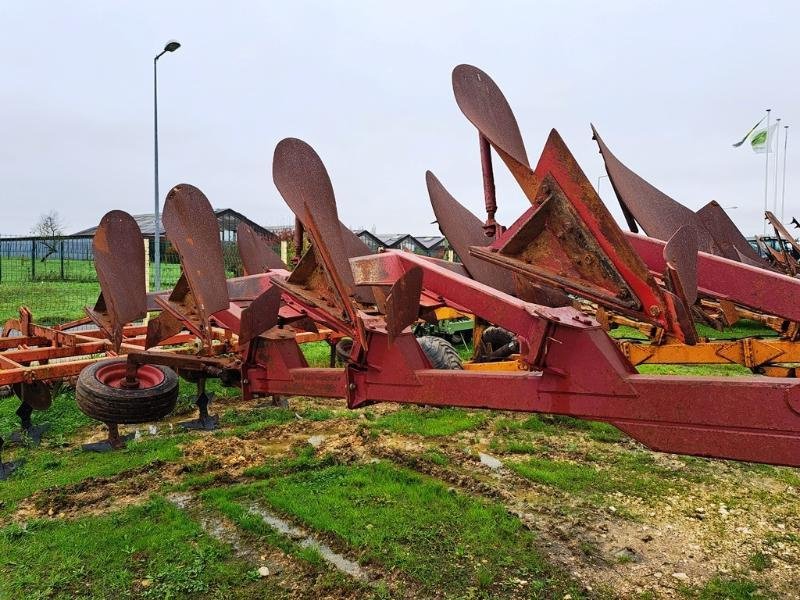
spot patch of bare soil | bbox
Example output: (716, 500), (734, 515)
(358, 420), (800, 599)
(13, 460), (182, 521)
(36, 394), (800, 598)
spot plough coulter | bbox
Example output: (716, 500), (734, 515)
(4, 63), (800, 474)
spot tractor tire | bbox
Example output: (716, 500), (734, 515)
(76, 358), (179, 424)
(480, 326), (519, 360)
(335, 338), (354, 364)
(417, 336), (463, 370)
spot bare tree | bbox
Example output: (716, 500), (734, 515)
(31, 210), (65, 261)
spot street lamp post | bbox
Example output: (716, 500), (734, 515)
(153, 39), (181, 291)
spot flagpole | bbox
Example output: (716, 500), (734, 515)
(781, 125), (789, 221)
(774, 118), (782, 214)
(764, 108), (771, 233)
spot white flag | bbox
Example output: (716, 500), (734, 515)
(751, 123), (778, 154)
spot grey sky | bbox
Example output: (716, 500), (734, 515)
(1, 1), (796, 238)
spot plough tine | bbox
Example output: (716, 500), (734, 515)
(162, 184), (230, 334)
(591, 125), (721, 255)
(237, 222), (287, 274)
(239, 285), (282, 345)
(86, 210), (147, 351)
(385, 265), (423, 344)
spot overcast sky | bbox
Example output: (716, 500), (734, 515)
(1, 1), (797, 238)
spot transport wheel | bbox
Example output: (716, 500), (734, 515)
(477, 326), (518, 360)
(76, 358), (179, 424)
(335, 338), (354, 364)
(417, 336), (463, 370)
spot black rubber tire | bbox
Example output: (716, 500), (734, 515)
(76, 358), (179, 424)
(417, 336), (463, 370)
(335, 338), (354, 364)
(480, 326), (516, 352)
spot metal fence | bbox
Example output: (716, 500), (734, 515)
(0, 236), (272, 286)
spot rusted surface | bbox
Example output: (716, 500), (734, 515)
(237, 222), (286, 274)
(426, 171), (517, 296)
(273, 138), (356, 303)
(766, 211), (800, 274)
(478, 133), (500, 237)
(449, 64), (696, 342)
(88, 210), (147, 350)
(162, 184), (230, 323)
(696, 201), (764, 263)
(238, 285), (282, 345)
(12, 381), (53, 411)
(452, 64), (530, 169)
(664, 226), (698, 306)
(592, 126), (720, 255)
(145, 310), (184, 349)
(385, 266), (423, 343)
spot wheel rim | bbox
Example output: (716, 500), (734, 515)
(95, 362), (165, 389)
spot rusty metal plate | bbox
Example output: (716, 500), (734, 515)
(452, 64), (530, 168)
(426, 171), (517, 296)
(239, 285), (282, 345)
(385, 265), (423, 343)
(696, 201), (764, 264)
(273, 138), (358, 308)
(486, 172), (642, 311)
(592, 126), (720, 255)
(237, 222), (286, 274)
(664, 225), (698, 306)
(162, 184), (230, 322)
(340, 223), (376, 305)
(12, 381), (53, 411)
(145, 310), (184, 349)
(90, 210), (147, 349)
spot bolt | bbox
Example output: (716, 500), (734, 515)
(649, 306), (661, 317)
(348, 383), (356, 391)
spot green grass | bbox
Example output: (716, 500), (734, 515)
(300, 341), (334, 367)
(637, 363), (752, 376)
(210, 459), (583, 598)
(493, 414), (624, 444)
(0, 281), (100, 324)
(610, 320), (776, 342)
(372, 406), (487, 437)
(0, 496), (267, 599)
(508, 450), (708, 501)
(0, 436), (184, 515)
(679, 576), (774, 599)
(217, 404), (334, 437)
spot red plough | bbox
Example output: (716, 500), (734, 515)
(70, 127), (800, 467)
